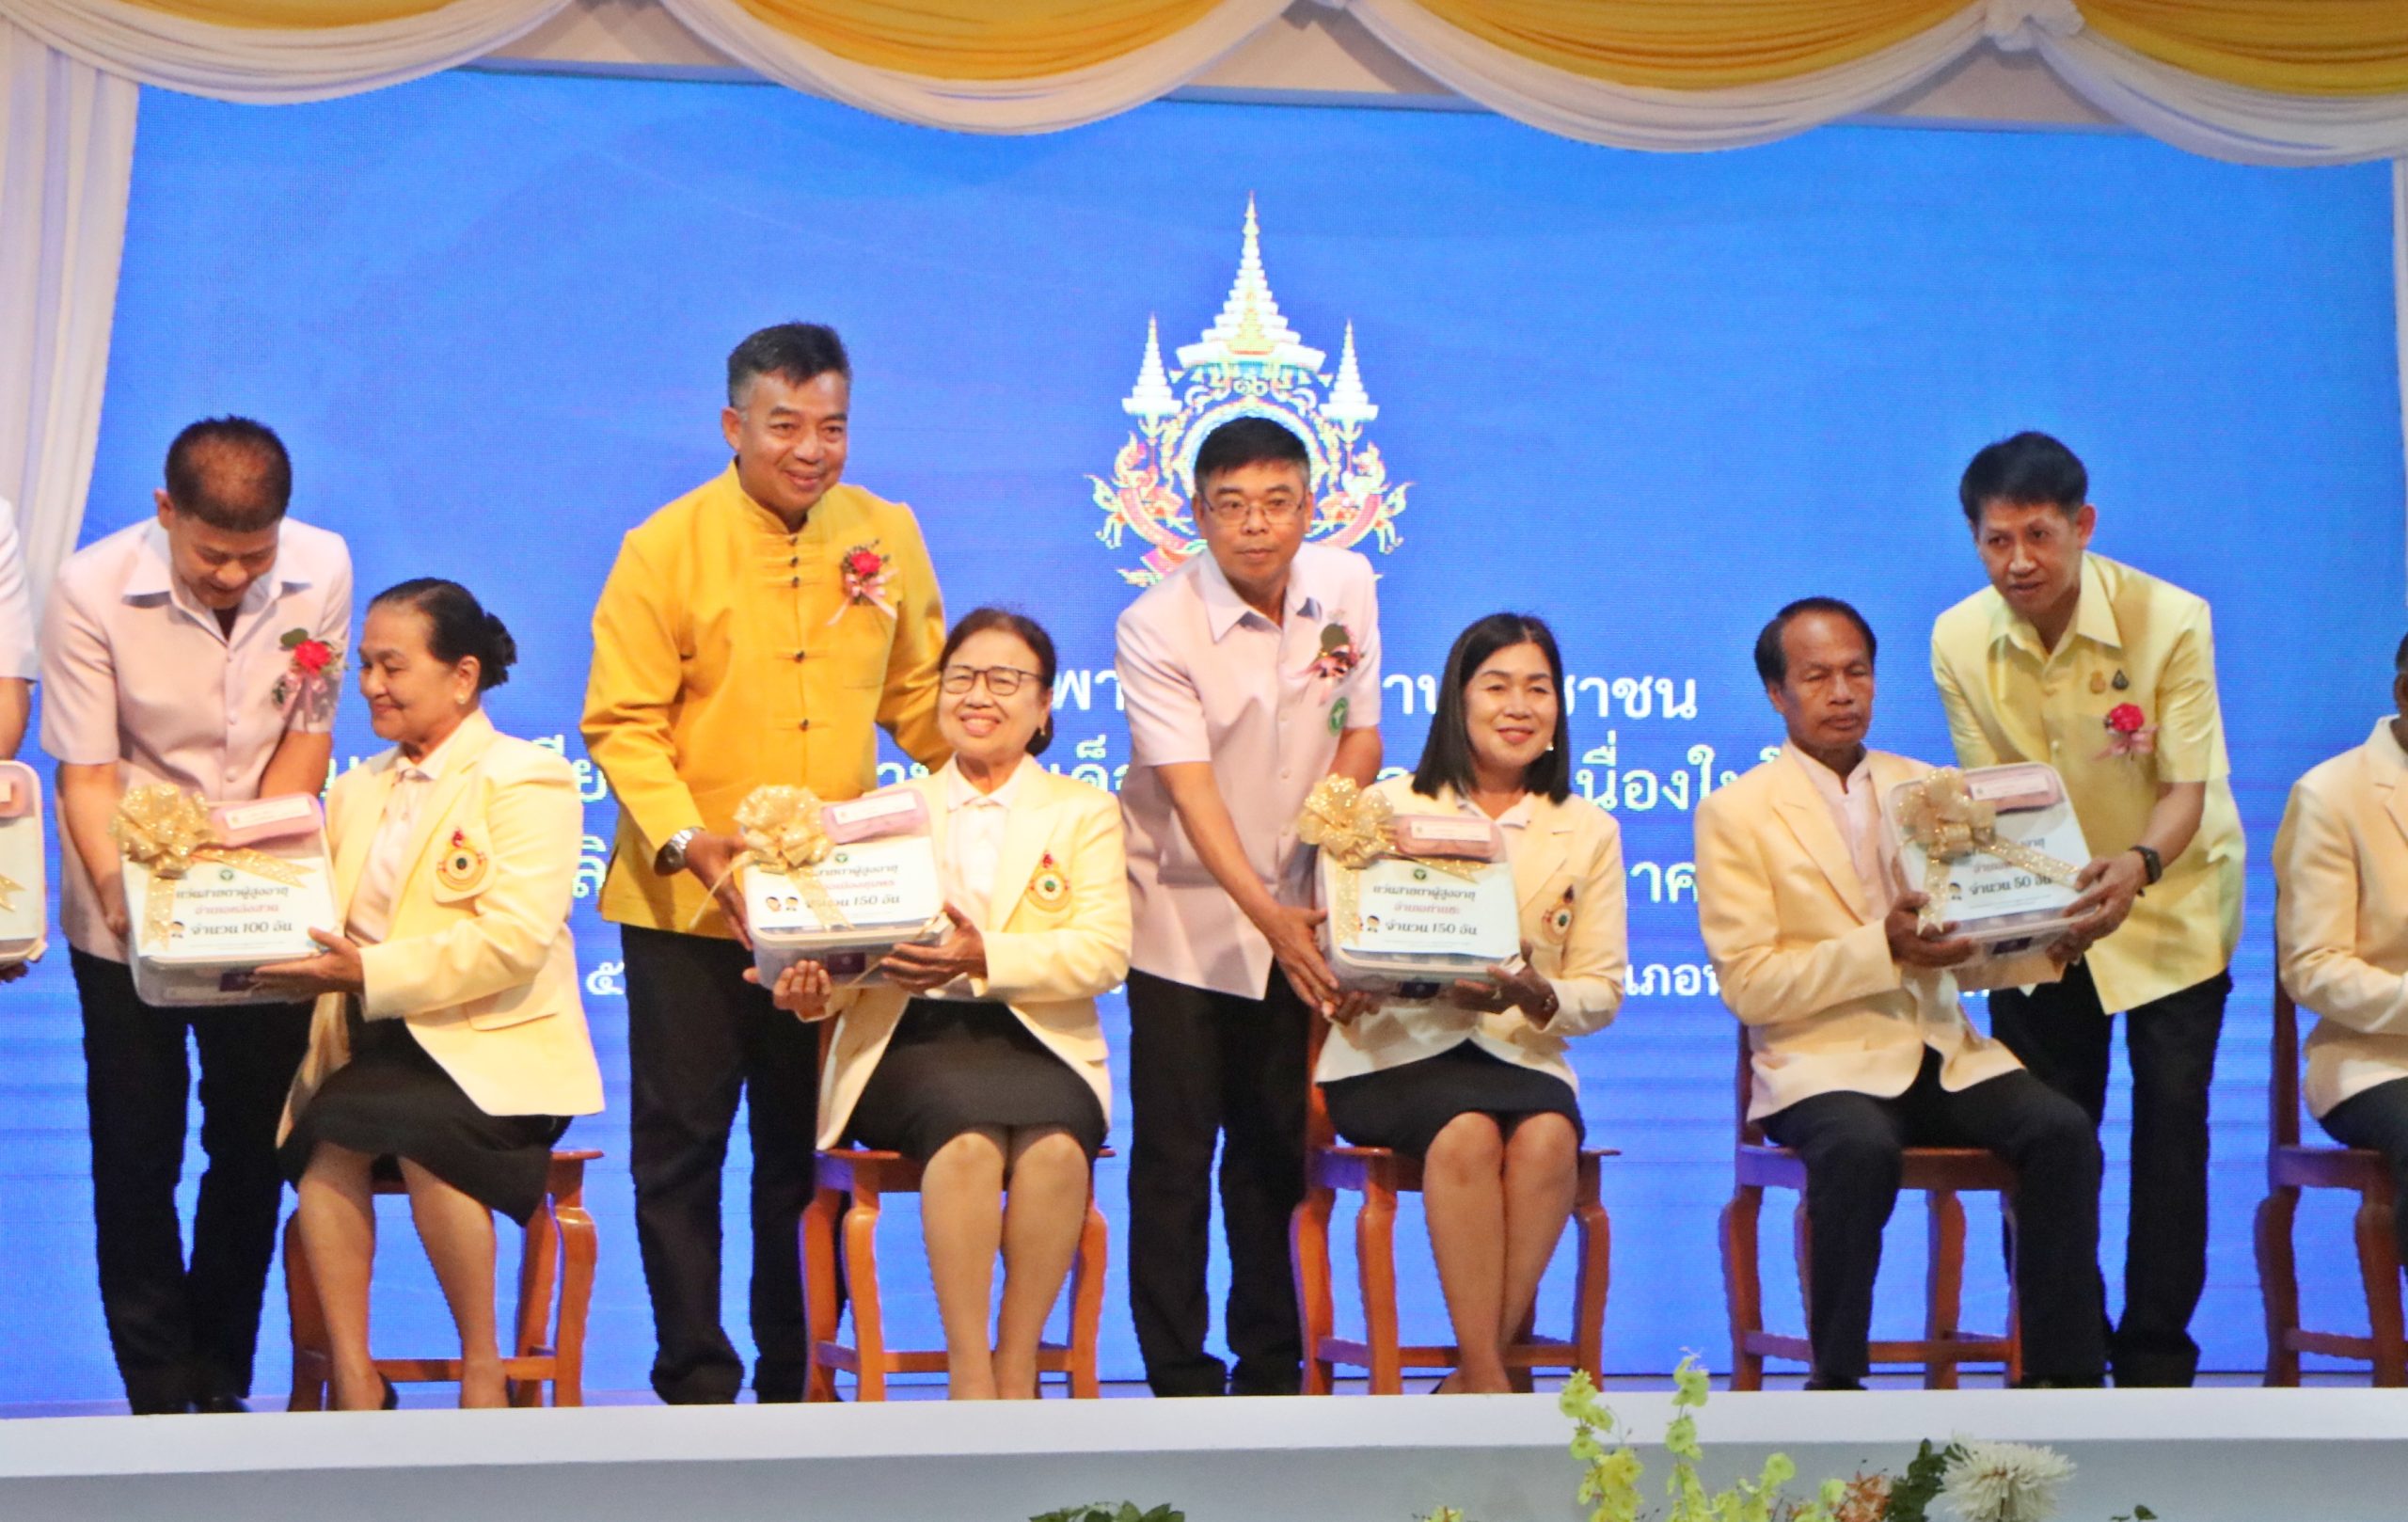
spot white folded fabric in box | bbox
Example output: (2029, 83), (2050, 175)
(123, 794), (339, 1007)
(0, 762), (48, 968)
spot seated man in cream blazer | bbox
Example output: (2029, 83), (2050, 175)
(1693, 596), (2103, 1389)
(2273, 638), (2408, 1276)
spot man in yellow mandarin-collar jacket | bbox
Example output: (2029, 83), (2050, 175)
(581, 324), (947, 1405)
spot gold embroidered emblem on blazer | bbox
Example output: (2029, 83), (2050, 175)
(814, 765), (1131, 1149)
(1694, 748), (2023, 1123)
(280, 711), (605, 1140)
(1313, 776), (1627, 1091)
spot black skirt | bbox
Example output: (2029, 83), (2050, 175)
(847, 998), (1105, 1164)
(1322, 1041), (1583, 1161)
(279, 1006), (569, 1226)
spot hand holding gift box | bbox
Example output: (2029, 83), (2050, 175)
(0, 762), (48, 975)
(1885, 763), (2090, 992)
(733, 784), (947, 988)
(1299, 776), (1521, 1000)
(113, 786), (339, 1007)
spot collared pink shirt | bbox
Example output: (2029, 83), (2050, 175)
(1115, 540), (1382, 997)
(1787, 743), (1899, 920)
(40, 516), (353, 960)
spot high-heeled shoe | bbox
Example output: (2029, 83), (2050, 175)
(381, 1375), (400, 1411)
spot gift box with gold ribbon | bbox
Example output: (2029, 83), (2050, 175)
(1300, 777), (1520, 998)
(116, 787), (337, 1007)
(0, 762), (48, 969)
(1885, 762), (2091, 987)
(736, 784), (947, 987)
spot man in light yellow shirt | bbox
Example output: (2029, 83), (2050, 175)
(582, 323), (947, 1403)
(1931, 431), (2243, 1387)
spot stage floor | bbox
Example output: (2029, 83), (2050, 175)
(0, 1384), (2402, 1522)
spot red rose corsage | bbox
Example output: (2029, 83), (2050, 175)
(2095, 701), (2156, 760)
(829, 542), (897, 625)
(272, 628), (343, 725)
(1309, 622), (1358, 681)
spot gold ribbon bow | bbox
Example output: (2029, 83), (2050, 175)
(1893, 768), (2082, 932)
(1296, 776), (1481, 943)
(111, 785), (312, 944)
(721, 785), (848, 930)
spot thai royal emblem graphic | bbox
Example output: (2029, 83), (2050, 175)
(1090, 198), (1412, 586)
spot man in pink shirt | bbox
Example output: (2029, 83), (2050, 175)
(41, 417), (352, 1414)
(1115, 418), (1383, 1396)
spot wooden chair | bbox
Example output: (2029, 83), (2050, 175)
(800, 1024), (1110, 1400)
(2254, 960), (2405, 1386)
(285, 1149), (601, 1409)
(1290, 1017), (1614, 1395)
(1719, 1031), (2020, 1388)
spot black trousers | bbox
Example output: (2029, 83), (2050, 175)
(71, 950), (311, 1414)
(623, 925), (818, 1403)
(1126, 967), (1309, 1396)
(1760, 1050), (2105, 1387)
(1988, 960), (2227, 1387)
(2321, 1075), (2408, 1268)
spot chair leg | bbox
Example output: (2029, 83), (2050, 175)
(1291, 1184), (1338, 1396)
(2353, 1187), (2406, 1387)
(1355, 1181), (1403, 1394)
(843, 1188), (889, 1401)
(2254, 1186), (2303, 1387)
(801, 1185), (845, 1402)
(507, 1197), (562, 1409)
(1571, 1156), (1610, 1386)
(1719, 1185), (1764, 1392)
(550, 1181), (597, 1408)
(282, 1212), (330, 1414)
(1924, 1191), (1966, 1390)
(1067, 1197), (1108, 1399)
(2001, 1199), (2023, 1387)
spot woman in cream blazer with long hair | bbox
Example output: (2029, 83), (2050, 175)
(763, 607), (1128, 1401)
(1314, 612), (1626, 1394)
(257, 579), (603, 1412)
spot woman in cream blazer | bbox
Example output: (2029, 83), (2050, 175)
(258, 579), (603, 1412)
(1314, 613), (1625, 1394)
(765, 608), (1127, 1401)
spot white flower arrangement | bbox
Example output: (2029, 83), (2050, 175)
(1941, 1438), (2076, 1522)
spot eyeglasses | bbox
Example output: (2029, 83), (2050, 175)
(1198, 498), (1309, 526)
(941, 664), (1042, 697)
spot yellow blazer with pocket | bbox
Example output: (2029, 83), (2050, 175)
(815, 762), (1130, 1149)
(281, 710), (605, 1139)
(2274, 719), (2408, 1118)
(1313, 776), (1626, 1091)
(1694, 746), (2023, 1122)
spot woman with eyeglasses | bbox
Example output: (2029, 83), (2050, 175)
(1314, 611), (1626, 1393)
(758, 607), (1129, 1399)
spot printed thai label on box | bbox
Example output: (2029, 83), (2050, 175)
(1335, 856), (1519, 959)
(746, 835), (943, 934)
(131, 854), (338, 964)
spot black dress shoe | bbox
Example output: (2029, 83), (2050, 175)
(1801, 1374), (1866, 1391)
(194, 1394), (250, 1415)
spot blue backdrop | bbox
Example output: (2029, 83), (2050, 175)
(2, 70), (2397, 1402)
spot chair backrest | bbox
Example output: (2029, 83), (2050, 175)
(2269, 924), (2303, 1149)
(1732, 1024), (1766, 1147)
(1305, 1007), (1338, 1151)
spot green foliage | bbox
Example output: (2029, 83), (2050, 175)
(1563, 1356), (1839, 1522)
(1879, 1438), (1964, 1522)
(1029, 1505), (1182, 1522)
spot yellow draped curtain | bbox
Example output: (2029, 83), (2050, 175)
(723, 0), (1224, 80)
(1407, 1), (1968, 91)
(116, 1), (459, 24)
(106, 0), (2408, 94)
(2081, 2), (2408, 97)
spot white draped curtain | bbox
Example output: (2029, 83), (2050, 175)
(1, 0), (2405, 595)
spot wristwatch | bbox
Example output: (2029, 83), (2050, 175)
(656, 827), (702, 876)
(2129, 843), (2163, 886)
